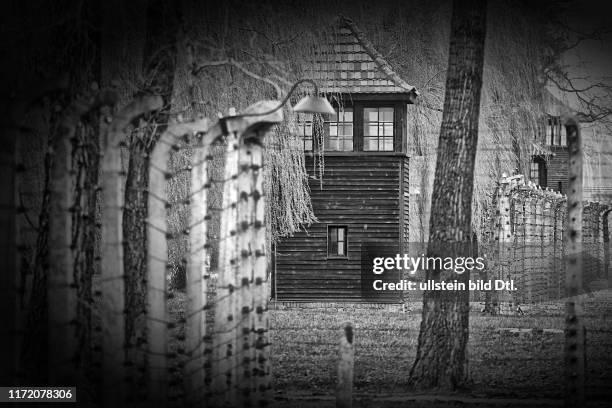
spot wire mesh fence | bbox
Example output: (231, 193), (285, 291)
(481, 173), (611, 313)
(2, 87), (611, 408)
(2, 88), (282, 407)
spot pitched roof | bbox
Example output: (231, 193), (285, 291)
(310, 16), (418, 98)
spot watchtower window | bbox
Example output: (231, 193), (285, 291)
(325, 108), (353, 151)
(364, 107), (394, 151)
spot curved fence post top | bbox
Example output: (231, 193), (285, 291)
(107, 95), (163, 134)
(221, 100), (283, 138)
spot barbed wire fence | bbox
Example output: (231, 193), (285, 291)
(4, 84), (282, 407)
(483, 173), (611, 312)
(4, 86), (612, 408)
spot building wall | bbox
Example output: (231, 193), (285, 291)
(547, 146), (569, 193)
(274, 153), (407, 302)
(401, 156), (410, 250)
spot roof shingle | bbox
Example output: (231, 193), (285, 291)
(311, 17), (418, 97)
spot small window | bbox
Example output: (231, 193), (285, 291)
(546, 116), (566, 146)
(327, 226), (348, 257)
(325, 108), (353, 151)
(364, 107), (394, 151)
(530, 157), (547, 188)
(297, 113), (314, 151)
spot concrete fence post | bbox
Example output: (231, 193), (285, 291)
(212, 131), (240, 405)
(524, 193), (536, 303)
(542, 198), (553, 301)
(100, 95), (162, 406)
(210, 101), (282, 405)
(184, 119), (212, 405)
(603, 210), (611, 288)
(564, 116), (585, 408)
(496, 176), (513, 314)
(0, 77), (68, 385)
(336, 323), (354, 408)
(249, 134), (271, 405)
(553, 200), (565, 299)
(48, 93), (102, 385)
(146, 116), (210, 405)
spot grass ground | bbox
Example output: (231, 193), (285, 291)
(167, 290), (612, 407)
(268, 291), (612, 407)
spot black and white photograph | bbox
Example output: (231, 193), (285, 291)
(1, 0), (612, 406)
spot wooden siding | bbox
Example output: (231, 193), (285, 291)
(547, 146), (569, 194)
(401, 156), (410, 249)
(275, 153), (406, 302)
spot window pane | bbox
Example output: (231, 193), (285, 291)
(328, 228), (338, 255)
(326, 137), (339, 151)
(380, 108), (394, 122)
(304, 138), (312, 151)
(549, 119), (555, 144)
(561, 127), (567, 146)
(342, 123), (353, 136)
(363, 137), (375, 151)
(383, 123), (394, 136)
(337, 241), (344, 256)
(304, 123), (312, 136)
(329, 123), (337, 136)
(546, 122), (552, 144)
(383, 137), (394, 151)
(530, 161), (538, 181)
(366, 124), (378, 136)
(365, 108), (378, 122)
(343, 109), (353, 122)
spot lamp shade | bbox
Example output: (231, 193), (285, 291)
(292, 95), (336, 115)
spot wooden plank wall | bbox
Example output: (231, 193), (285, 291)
(402, 156), (410, 250)
(547, 146), (569, 194)
(275, 153), (405, 302)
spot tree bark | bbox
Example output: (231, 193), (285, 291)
(122, 1), (180, 400)
(409, 0), (487, 390)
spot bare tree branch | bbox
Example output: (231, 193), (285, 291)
(192, 58), (282, 99)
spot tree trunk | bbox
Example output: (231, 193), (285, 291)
(99, 0), (149, 398)
(122, 0), (180, 400)
(409, 0), (487, 390)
